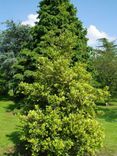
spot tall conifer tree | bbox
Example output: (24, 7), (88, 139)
(32, 0), (88, 62)
(13, 1), (109, 155)
(13, 0), (89, 101)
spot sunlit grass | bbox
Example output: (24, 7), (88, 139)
(98, 98), (117, 156)
(0, 97), (18, 155)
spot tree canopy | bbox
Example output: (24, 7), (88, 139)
(93, 38), (117, 95)
(32, 0), (89, 62)
(0, 21), (32, 94)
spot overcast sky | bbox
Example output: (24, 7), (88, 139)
(0, 0), (117, 46)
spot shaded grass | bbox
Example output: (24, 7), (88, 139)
(98, 106), (117, 122)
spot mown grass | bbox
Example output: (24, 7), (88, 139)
(97, 98), (117, 156)
(0, 97), (19, 156)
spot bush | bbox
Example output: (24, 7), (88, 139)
(20, 105), (104, 156)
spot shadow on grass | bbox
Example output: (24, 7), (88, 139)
(97, 147), (115, 156)
(4, 103), (17, 112)
(98, 106), (117, 122)
(0, 96), (11, 101)
(4, 131), (30, 156)
(4, 101), (24, 113)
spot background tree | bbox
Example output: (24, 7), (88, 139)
(93, 38), (117, 96)
(0, 20), (32, 94)
(0, 20), (32, 55)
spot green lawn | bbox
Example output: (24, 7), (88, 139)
(0, 97), (18, 155)
(97, 98), (117, 156)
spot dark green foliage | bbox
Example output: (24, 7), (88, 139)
(0, 52), (16, 94)
(13, 0), (90, 102)
(0, 21), (32, 95)
(0, 20), (32, 55)
(32, 0), (88, 62)
(93, 38), (117, 95)
(12, 49), (39, 102)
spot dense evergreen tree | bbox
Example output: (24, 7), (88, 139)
(12, 0), (90, 102)
(32, 0), (89, 62)
(12, 0), (109, 155)
(19, 32), (108, 155)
